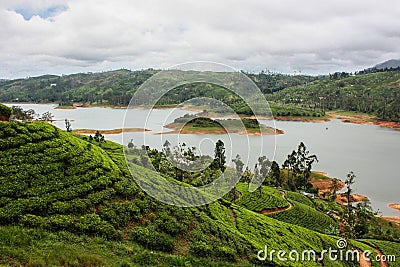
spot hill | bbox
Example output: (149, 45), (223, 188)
(375, 59), (400, 70)
(0, 69), (313, 106)
(1, 121), (400, 266)
(268, 71), (400, 122)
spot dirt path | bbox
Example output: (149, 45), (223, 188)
(228, 207), (237, 228)
(375, 249), (389, 267)
(358, 250), (372, 267)
(356, 248), (388, 267)
(258, 191), (293, 215)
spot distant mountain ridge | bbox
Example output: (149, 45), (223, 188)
(374, 59), (400, 70)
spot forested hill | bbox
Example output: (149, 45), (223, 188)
(267, 71), (400, 122)
(0, 69), (315, 105)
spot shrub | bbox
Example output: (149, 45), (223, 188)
(129, 226), (175, 252)
(215, 246), (236, 261)
(190, 241), (212, 257)
(0, 104), (12, 121)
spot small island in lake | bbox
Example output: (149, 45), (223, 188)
(164, 114), (284, 136)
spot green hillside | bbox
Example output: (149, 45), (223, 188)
(268, 71), (400, 121)
(0, 121), (398, 266)
(235, 183), (289, 212)
(269, 200), (338, 234)
(0, 70), (312, 106)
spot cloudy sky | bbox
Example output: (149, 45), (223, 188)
(1, 0), (400, 78)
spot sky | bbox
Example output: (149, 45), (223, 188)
(1, 0), (400, 79)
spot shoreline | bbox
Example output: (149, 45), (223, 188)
(381, 216), (400, 226)
(310, 173), (370, 205)
(72, 128), (150, 135)
(310, 173), (399, 224)
(3, 102), (399, 130)
(389, 203), (400, 211)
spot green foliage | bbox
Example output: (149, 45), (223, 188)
(0, 103), (12, 120)
(0, 225), (243, 267)
(190, 241), (213, 257)
(0, 120), (395, 267)
(0, 122), (120, 236)
(236, 183), (289, 212)
(284, 191), (314, 207)
(130, 226), (175, 252)
(269, 200), (337, 234)
(269, 71), (400, 121)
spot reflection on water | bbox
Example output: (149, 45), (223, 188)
(4, 103), (400, 216)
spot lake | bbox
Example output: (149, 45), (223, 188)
(4, 103), (400, 216)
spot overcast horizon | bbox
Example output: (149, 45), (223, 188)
(1, 0), (400, 79)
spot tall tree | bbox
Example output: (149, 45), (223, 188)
(163, 140), (171, 157)
(342, 171), (356, 239)
(213, 140), (226, 172)
(258, 156), (272, 185)
(269, 161), (281, 187)
(65, 118), (72, 132)
(329, 178), (341, 201)
(232, 154), (244, 179)
(127, 139), (134, 149)
(282, 150), (297, 187)
(296, 142), (318, 190)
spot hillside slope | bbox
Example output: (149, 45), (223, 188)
(0, 122), (398, 266)
(268, 71), (400, 121)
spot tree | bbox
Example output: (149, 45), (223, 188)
(65, 118), (72, 132)
(240, 166), (253, 183)
(282, 150), (297, 186)
(213, 140), (226, 172)
(127, 139), (134, 148)
(269, 161), (281, 187)
(41, 111), (54, 122)
(253, 164), (263, 196)
(258, 156), (271, 185)
(355, 199), (374, 237)
(296, 142), (318, 190)
(342, 171), (356, 239)
(329, 178), (341, 201)
(163, 140), (171, 156)
(10, 106), (35, 121)
(232, 154), (244, 179)
(94, 131), (105, 143)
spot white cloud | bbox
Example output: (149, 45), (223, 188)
(1, 0), (400, 78)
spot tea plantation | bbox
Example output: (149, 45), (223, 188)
(0, 121), (398, 266)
